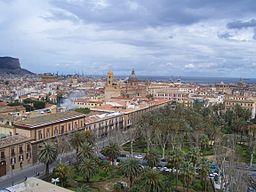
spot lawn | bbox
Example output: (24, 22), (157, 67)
(236, 143), (256, 164)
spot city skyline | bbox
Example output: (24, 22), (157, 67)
(0, 0), (256, 77)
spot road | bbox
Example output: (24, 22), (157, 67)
(0, 135), (130, 189)
(0, 151), (76, 188)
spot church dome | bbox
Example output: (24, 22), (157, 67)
(128, 68), (138, 82)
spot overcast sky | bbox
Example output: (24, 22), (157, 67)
(0, 0), (256, 77)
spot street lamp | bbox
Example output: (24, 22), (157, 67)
(51, 177), (60, 185)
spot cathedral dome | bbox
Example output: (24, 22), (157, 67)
(128, 68), (138, 82)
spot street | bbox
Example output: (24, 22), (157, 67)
(0, 134), (130, 189)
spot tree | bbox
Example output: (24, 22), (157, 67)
(75, 108), (91, 114)
(70, 131), (85, 163)
(120, 159), (143, 188)
(198, 158), (211, 192)
(136, 112), (155, 154)
(200, 134), (209, 153)
(53, 163), (71, 187)
(154, 116), (171, 159)
(83, 130), (95, 145)
(56, 135), (71, 163)
(169, 147), (184, 189)
(78, 142), (95, 163)
(136, 169), (163, 192)
(180, 161), (195, 192)
(33, 100), (46, 109)
(187, 147), (200, 167)
(38, 142), (58, 175)
(80, 158), (97, 183)
(144, 152), (158, 168)
(7, 101), (21, 106)
(101, 143), (120, 165)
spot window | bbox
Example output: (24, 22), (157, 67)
(38, 130), (43, 140)
(26, 152), (31, 159)
(61, 125), (65, 134)
(19, 155), (24, 162)
(10, 157), (16, 165)
(0, 151), (5, 159)
(27, 144), (31, 152)
(46, 129), (50, 138)
(54, 127), (58, 135)
(19, 146), (23, 154)
(11, 148), (15, 156)
(68, 124), (72, 131)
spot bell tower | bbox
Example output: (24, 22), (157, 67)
(107, 70), (114, 87)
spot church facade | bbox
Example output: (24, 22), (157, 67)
(104, 69), (147, 100)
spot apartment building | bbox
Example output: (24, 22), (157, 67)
(224, 94), (256, 119)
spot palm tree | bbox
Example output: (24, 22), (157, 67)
(199, 158), (211, 192)
(53, 163), (71, 186)
(83, 130), (95, 145)
(200, 134), (209, 153)
(80, 158), (97, 183)
(120, 159), (143, 188)
(187, 147), (200, 167)
(101, 143), (120, 165)
(78, 142), (95, 163)
(70, 131), (84, 163)
(138, 169), (163, 192)
(38, 142), (58, 175)
(180, 161), (195, 192)
(144, 152), (158, 168)
(169, 147), (184, 189)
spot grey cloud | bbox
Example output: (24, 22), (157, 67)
(227, 19), (256, 29)
(50, 0), (256, 28)
(217, 32), (233, 39)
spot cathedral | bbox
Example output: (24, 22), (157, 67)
(104, 69), (147, 100)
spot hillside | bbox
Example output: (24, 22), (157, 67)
(0, 56), (34, 75)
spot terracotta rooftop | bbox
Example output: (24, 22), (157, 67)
(0, 106), (25, 114)
(0, 135), (31, 148)
(14, 111), (85, 129)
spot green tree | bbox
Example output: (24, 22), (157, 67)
(38, 142), (58, 175)
(78, 142), (95, 162)
(199, 158), (211, 192)
(7, 101), (21, 106)
(70, 131), (85, 163)
(101, 143), (120, 165)
(120, 159), (143, 188)
(200, 134), (209, 154)
(136, 169), (163, 192)
(75, 108), (91, 114)
(187, 147), (200, 167)
(33, 100), (46, 109)
(53, 163), (71, 187)
(80, 158), (97, 183)
(144, 152), (158, 168)
(169, 147), (184, 189)
(180, 161), (195, 192)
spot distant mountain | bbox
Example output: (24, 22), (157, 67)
(0, 56), (34, 75)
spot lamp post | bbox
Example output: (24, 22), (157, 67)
(51, 177), (60, 185)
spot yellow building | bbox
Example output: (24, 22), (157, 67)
(0, 135), (32, 177)
(14, 111), (86, 163)
(224, 95), (256, 118)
